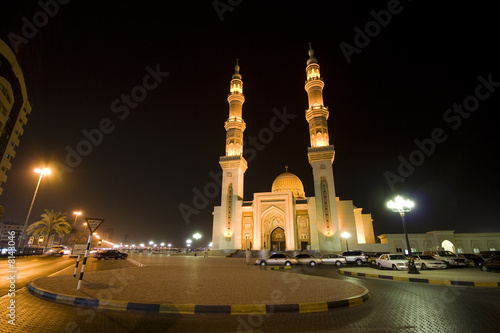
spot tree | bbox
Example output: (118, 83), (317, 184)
(67, 231), (88, 246)
(27, 209), (72, 247)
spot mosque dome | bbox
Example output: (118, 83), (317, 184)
(272, 169), (306, 199)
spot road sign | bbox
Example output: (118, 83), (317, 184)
(72, 244), (87, 256)
(85, 218), (104, 233)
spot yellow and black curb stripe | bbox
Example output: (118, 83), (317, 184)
(28, 282), (368, 315)
(267, 266), (291, 270)
(339, 270), (500, 288)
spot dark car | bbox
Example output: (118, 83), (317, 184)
(93, 250), (128, 260)
(461, 253), (485, 267)
(479, 255), (500, 272)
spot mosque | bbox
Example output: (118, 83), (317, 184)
(212, 46), (377, 252)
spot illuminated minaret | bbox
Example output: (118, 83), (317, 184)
(305, 44), (341, 251)
(218, 59), (247, 248)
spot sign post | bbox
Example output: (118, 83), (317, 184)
(77, 218), (104, 290)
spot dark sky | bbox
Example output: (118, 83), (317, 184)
(1, 1), (498, 247)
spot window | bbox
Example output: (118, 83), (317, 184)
(473, 248), (480, 254)
(396, 248), (402, 253)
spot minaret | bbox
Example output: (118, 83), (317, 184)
(218, 59), (248, 249)
(305, 44), (341, 251)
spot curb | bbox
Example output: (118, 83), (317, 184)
(267, 266), (291, 270)
(339, 270), (500, 287)
(27, 281), (369, 315)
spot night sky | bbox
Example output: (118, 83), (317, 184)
(1, 1), (498, 247)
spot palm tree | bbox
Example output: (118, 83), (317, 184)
(27, 209), (72, 247)
(68, 231), (88, 246)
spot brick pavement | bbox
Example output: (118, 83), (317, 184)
(340, 266), (500, 287)
(28, 256), (369, 314)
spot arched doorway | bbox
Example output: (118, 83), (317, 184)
(271, 227), (285, 251)
(441, 240), (455, 253)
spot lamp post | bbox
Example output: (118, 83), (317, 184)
(18, 168), (51, 247)
(193, 233), (201, 256)
(341, 232), (351, 252)
(387, 195), (419, 274)
(73, 211), (82, 227)
(186, 239), (192, 253)
(168, 243), (172, 255)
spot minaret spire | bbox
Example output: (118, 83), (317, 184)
(215, 60), (248, 249)
(225, 58), (246, 156)
(304, 44), (340, 251)
(304, 43), (330, 149)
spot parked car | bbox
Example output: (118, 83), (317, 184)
(366, 253), (387, 265)
(479, 251), (500, 258)
(413, 255), (447, 270)
(320, 253), (346, 266)
(342, 251), (368, 266)
(422, 250), (469, 268)
(93, 250), (128, 260)
(376, 254), (421, 271)
(294, 253), (322, 267)
(460, 253), (486, 267)
(255, 253), (298, 266)
(478, 255), (500, 272)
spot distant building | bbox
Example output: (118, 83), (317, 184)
(0, 38), (32, 195)
(378, 231), (500, 254)
(0, 221), (23, 246)
(212, 46), (375, 252)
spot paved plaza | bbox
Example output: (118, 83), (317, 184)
(28, 255), (368, 314)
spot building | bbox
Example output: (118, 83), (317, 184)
(0, 221), (23, 246)
(378, 231), (500, 254)
(0, 38), (32, 195)
(212, 46), (376, 252)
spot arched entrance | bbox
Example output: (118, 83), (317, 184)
(271, 227), (285, 251)
(441, 240), (455, 253)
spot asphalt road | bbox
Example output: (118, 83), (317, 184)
(0, 255), (75, 296)
(1, 255), (499, 333)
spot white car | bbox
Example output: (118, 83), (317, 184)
(320, 254), (346, 266)
(413, 255), (447, 270)
(294, 253), (322, 267)
(255, 253), (298, 266)
(376, 254), (421, 271)
(422, 250), (469, 268)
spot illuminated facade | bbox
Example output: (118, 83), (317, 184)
(0, 39), (32, 195)
(212, 46), (376, 252)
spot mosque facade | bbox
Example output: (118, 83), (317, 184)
(212, 46), (376, 252)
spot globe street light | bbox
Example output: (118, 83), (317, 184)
(387, 195), (419, 274)
(193, 233), (201, 256)
(18, 168), (51, 247)
(341, 232), (351, 252)
(168, 243), (172, 255)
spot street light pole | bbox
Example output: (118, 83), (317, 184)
(18, 168), (50, 247)
(387, 195), (419, 274)
(341, 232), (351, 252)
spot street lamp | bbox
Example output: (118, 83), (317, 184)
(341, 232), (351, 252)
(73, 211), (82, 227)
(18, 168), (51, 247)
(186, 239), (192, 252)
(193, 233), (201, 256)
(387, 195), (419, 274)
(167, 243), (172, 255)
